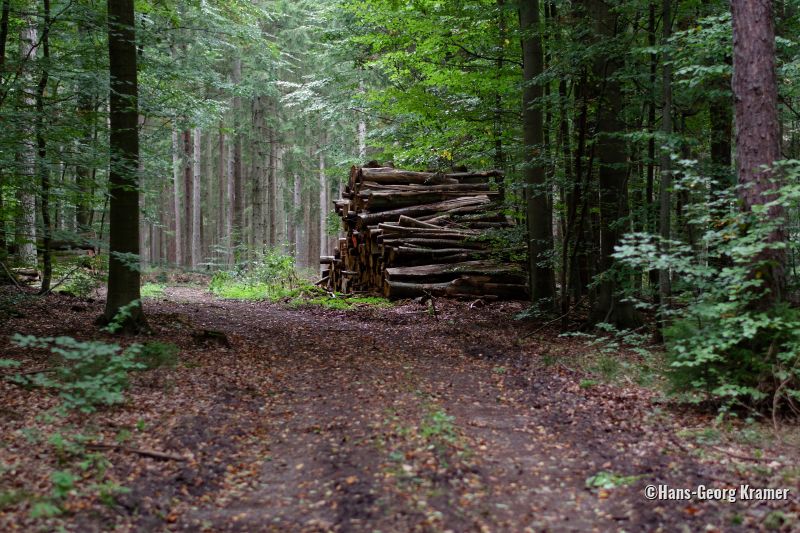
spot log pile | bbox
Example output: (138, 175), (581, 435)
(321, 165), (528, 300)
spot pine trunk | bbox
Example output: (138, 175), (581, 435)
(731, 0), (785, 304)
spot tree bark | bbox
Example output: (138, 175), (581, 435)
(192, 127), (202, 267)
(104, 0), (144, 329)
(520, 0), (555, 306)
(232, 58), (244, 242)
(584, 0), (640, 328)
(171, 129), (182, 266)
(658, 0), (673, 302)
(731, 0), (785, 304)
(15, 13), (37, 267)
(36, 0), (52, 292)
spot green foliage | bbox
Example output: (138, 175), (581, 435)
(209, 248), (308, 301)
(52, 255), (106, 298)
(101, 300), (142, 333)
(135, 342), (180, 370)
(293, 294), (393, 310)
(140, 283), (166, 299)
(615, 168), (800, 409)
(585, 471), (643, 490)
(10, 335), (145, 413)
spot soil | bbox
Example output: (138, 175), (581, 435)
(0, 285), (797, 532)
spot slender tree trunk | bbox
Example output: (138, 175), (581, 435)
(218, 122), (226, 259)
(171, 129), (182, 266)
(226, 138), (234, 263)
(520, 0), (555, 305)
(658, 0), (673, 302)
(358, 81), (367, 161)
(232, 58), (244, 241)
(192, 127), (202, 267)
(0, 0), (10, 80)
(495, 0), (506, 199)
(252, 98), (265, 249)
(15, 15), (37, 267)
(584, 0), (640, 327)
(292, 174), (301, 261)
(75, 19), (94, 233)
(268, 114), (277, 248)
(731, 0), (785, 305)
(319, 133), (328, 258)
(104, 0), (144, 329)
(36, 0), (52, 292)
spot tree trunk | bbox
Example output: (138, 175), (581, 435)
(217, 122), (226, 259)
(171, 129), (182, 266)
(15, 15), (37, 267)
(252, 98), (265, 249)
(74, 19), (95, 233)
(192, 127), (202, 267)
(584, 0), (640, 328)
(268, 118), (277, 247)
(104, 0), (144, 330)
(731, 0), (785, 304)
(36, 0), (52, 292)
(232, 58), (244, 242)
(319, 134), (328, 258)
(658, 0), (673, 302)
(520, 0), (555, 306)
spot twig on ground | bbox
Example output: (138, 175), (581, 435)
(86, 443), (187, 461)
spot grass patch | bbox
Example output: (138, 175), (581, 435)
(290, 294), (393, 310)
(140, 283), (166, 298)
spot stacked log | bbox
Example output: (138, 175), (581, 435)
(321, 165), (528, 300)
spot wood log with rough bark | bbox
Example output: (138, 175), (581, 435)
(325, 164), (525, 300)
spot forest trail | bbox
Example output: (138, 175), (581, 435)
(140, 288), (773, 532)
(1, 286), (795, 532)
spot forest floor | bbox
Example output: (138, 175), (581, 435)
(1, 284), (799, 532)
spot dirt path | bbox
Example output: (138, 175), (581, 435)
(1, 286), (797, 532)
(148, 289), (789, 532)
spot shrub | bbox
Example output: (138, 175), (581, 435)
(209, 248), (315, 301)
(615, 165), (800, 411)
(135, 342), (179, 370)
(10, 335), (145, 413)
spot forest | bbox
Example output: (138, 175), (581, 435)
(0, 0), (799, 530)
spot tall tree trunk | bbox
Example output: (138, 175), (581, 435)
(75, 19), (94, 233)
(495, 0), (507, 199)
(182, 129), (192, 265)
(252, 98), (265, 249)
(232, 58), (244, 241)
(268, 117), (277, 247)
(104, 0), (144, 329)
(218, 122), (226, 259)
(226, 137), (234, 263)
(658, 0), (673, 302)
(171, 129), (182, 266)
(731, 0), (785, 305)
(192, 127), (202, 267)
(358, 81), (367, 161)
(319, 133), (328, 258)
(584, 0), (640, 327)
(520, 0), (555, 305)
(292, 174), (301, 262)
(36, 0), (52, 292)
(15, 14), (37, 267)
